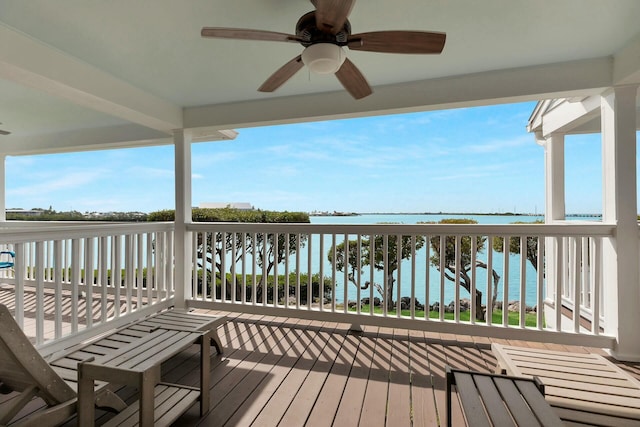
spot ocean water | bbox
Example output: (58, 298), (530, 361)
(306, 213), (599, 307)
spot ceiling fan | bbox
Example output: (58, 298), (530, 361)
(201, 0), (446, 100)
(0, 123), (10, 136)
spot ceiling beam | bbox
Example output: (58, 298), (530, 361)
(0, 24), (182, 133)
(184, 57), (612, 130)
(0, 124), (236, 156)
(538, 95), (602, 137)
(614, 32), (640, 86)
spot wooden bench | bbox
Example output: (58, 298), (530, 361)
(131, 308), (226, 354)
(77, 327), (211, 427)
(446, 366), (563, 427)
(43, 308), (224, 424)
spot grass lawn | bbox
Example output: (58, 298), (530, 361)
(350, 304), (540, 327)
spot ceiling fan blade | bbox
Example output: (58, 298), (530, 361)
(0, 130), (10, 136)
(314, 0), (356, 35)
(201, 28), (301, 43)
(335, 58), (372, 100)
(258, 55), (304, 92)
(348, 31), (446, 54)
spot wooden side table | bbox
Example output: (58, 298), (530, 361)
(77, 328), (210, 427)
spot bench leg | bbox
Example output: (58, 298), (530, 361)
(201, 332), (211, 415)
(210, 330), (223, 354)
(446, 367), (453, 427)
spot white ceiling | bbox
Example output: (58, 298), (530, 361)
(0, 0), (639, 154)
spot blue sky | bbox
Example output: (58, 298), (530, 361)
(5, 101), (608, 214)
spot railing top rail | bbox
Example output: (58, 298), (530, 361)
(187, 222), (615, 237)
(0, 221), (174, 243)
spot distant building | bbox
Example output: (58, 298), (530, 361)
(199, 202), (254, 210)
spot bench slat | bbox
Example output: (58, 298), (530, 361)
(493, 377), (539, 427)
(453, 372), (491, 427)
(474, 375), (515, 427)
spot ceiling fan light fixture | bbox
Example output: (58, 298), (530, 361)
(301, 43), (346, 74)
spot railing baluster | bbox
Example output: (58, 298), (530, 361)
(331, 233), (337, 313)
(410, 235), (417, 319)
(486, 236), (493, 326)
(274, 233), (279, 306)
(125, 234), (133, 313)
(232, 232), (237, 303)
(536, 236), (544, 330)
(369, 235), (374, 316)
(344, 235), (348, 314)
(470, 235), (477, 325)
(425, 234), (430, 320)
(356, 235), (362, 316)
(555, 237), (563, 331)
(14, 243), (24, 329)
(252, 232), (257, 305)
(592, 237), (601, 334)
(519, 236), (527, 329)
(242, 232), (247, 304)
(502, 235), (510, 327)
(54, 240), (63, 337)
(262, 232), (267, 307)
(573, 237), (582, 333)
(383, 234), (389, 317)
(100, 236), (109, 322)
(221, 232), (227, 303)
(319, 234), (325, 312)
(113, 235), (121, 316)
(396, 234), (402, 319)
(454, 235), (461, 323)
(35, 241), (45, 345)
(307, 234), (313, 309)
(85, 237), (94, 329)
(439, 235), (445, 321)
(71, 238), (80, 331)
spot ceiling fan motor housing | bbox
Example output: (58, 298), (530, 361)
(296, 11), (350, 47)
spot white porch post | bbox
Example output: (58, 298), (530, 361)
(174, 129), (193, 309)
(543, 134), (565, 329)
(544, 134), (566, 222)
(601, 85), (640, 360)
(0, 155), (5, 221)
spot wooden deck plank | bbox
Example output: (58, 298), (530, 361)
(358, 327), (394, 426)
(332, 327), (381, 427)
(408, 329), (439, 427)
(384, 328), (412, 426)
(223, 321), (334, 426)
(306, 331), (364, 427)
(204, 319), (308, 425)
(428, 333), (467, 427)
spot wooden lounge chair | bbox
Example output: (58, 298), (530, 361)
(446, 366), (563, 426)
(0, 303), (126, 426)
(492, 343), (640, 425)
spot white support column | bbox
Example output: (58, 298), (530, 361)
(543, 134), (565, 330)
(601, 85), (640, 361)
(544, 134), (566, 222)
(0, 155), (5, 222)
(174, 129), (193, 309)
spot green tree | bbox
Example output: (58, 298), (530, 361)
(426, 219), (500, 321)
(492, 220), (543, 270)
(329, 227), (425, 311)
(150, 208), (310, 302)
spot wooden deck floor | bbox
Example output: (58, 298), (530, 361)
(4, 288), (640, 426)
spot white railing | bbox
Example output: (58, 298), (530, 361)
(0, 222), (175, 353)
(187, 222), (615, 347)
(555, 236), (605, 332)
